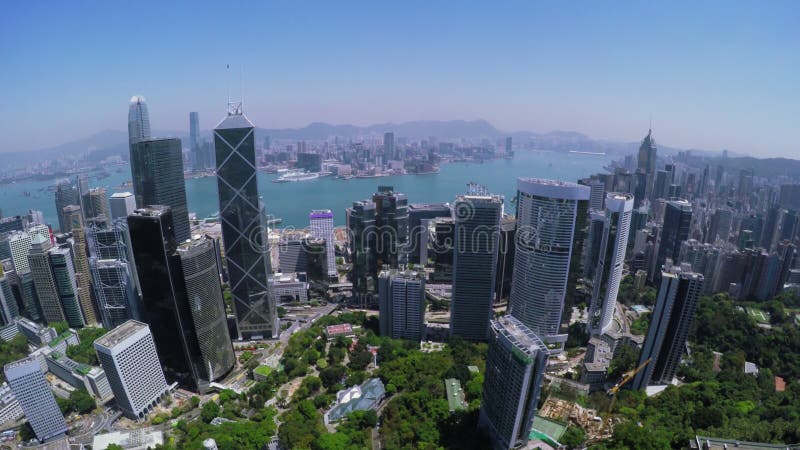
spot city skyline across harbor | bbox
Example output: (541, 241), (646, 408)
(0, 149), (609, 230)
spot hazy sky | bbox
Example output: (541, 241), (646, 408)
(1, 1), (798, 157)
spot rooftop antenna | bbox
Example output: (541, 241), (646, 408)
(226, 64), (242, 116)
(649, 113), (653, 133)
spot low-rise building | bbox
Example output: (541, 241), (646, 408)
(324, 378), (385, 424)
(324, 323), (355, 341)
(92, 428), (164, 450)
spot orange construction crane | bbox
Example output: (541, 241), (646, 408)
(606, 357), (651, 418)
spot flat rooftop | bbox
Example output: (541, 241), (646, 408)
(494, 315), (547, 358)
(95, 320), (147, 349)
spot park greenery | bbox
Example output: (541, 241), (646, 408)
(596, 292), (800, 448)
(66, 326), (108, 366)
(0, 334), (30, 383)
(56, 388), (96, 415)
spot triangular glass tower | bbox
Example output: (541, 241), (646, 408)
(214, 102), (277, 339)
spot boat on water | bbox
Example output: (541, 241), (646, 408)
(273, 170), (322, 183)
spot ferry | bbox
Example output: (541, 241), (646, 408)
(273, 171), (321, 183)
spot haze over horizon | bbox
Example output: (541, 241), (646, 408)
(1, 1), (798, 158)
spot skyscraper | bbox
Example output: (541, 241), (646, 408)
(479, 315), (548, 450)
(48, 245), (86, 328)
(109, 192), (136, 220)
(214, 103), (277, 340)
(309, 210), (337, 280)
(128, 95), (151, 144)
(54, 180), (79, 233)
(128, 206), (206, 390)
(653, 199), (692, 280)
(176, 236), (235, 388)
(373, 186), (409, 268)
(384, 132), (395, 160)
(0, 264), (20, 325)
(94, 320), (170, 420)
(27, 235), (67, 325)
(67, 218), (97, 325)
(637, 129), (657, 175)
(129, 138), (191, 243)
(407, 203), (451, 266)
(632, 266), (704, 390)
(378, 269), (426, 341)
(189, 111), (200, 170)
(347, 200), (377, 304)
(449, 192), (503, 341)
(82, 188), (111, 224)
(90, 259), (141, 329)
(508, 178), (589, 347)
(586, 193), (633, 335)
(4, 357), (67, 442)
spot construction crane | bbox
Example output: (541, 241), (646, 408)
(604, 358), (651, 426)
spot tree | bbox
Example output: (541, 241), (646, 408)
(106, 445), (124, 450)
(69, 389), (96, 414)
(608, 343), (639, 382)
(561, 426), (586, 449)
(201, 401), (220, 423)
(320, 365), (346, 389)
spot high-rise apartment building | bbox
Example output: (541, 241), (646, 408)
(128, 95), (151, 144)
(653, 200), (692, 280)
(449, 193), (503, 341)
(94, 321), (170, 420)
(586, 193), (633, 335)
(109, 192), (136, 220)
(129, 138), (191, 243)
(5, 357), (67, 442)
(378, 269), (426, 341)
(632, 266), (704, 390)
(214, 104), (277, 340)
(309, 210), (337, 280)
(508, 178), (589, 346)
(479, 315), (548, 450)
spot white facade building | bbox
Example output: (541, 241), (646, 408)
(94, 321), (170, 420)
(109, 192), (137, 220)
(4, 357), (67, 442)
(309, 210), (337, 279)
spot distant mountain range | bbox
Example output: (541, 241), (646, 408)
(0, 119), (746, 169)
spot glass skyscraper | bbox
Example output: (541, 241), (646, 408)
(449, 193), (503, 341)
(479, 315), (548, 450)
(129, 138), (191, 243)
(214, 104), (277, 340)
(128, 95), (151, 144)
(508, 178), (589, 347)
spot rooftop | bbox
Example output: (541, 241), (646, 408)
(444, 378), (467, 412)
(94, 320), (148, 349)
(494, 315), (547, 359)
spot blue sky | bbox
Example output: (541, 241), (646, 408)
(1, 1), (798, 157)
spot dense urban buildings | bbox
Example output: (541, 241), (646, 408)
(94, 320), (171, 420)
(449, 191), (503, 341)
(508, 178), (590, 347)
(214, 103), (278, 340)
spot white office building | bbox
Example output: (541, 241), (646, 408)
(94, 321), (170, 420)
(4, 357), (67, 442)
(309, 210), (337, 280)
(109, 192), (137, 220)
(586, 193), (634, 334)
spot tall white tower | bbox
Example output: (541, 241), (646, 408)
(309, 210), (337, 280)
